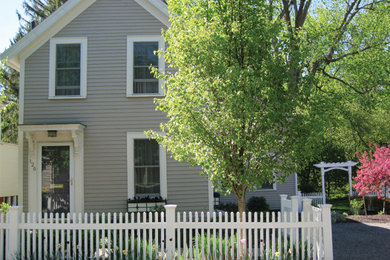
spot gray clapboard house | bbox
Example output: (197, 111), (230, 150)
(1, 0), (297, 213)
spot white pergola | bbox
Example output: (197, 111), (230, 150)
(314, 161), (358, 204)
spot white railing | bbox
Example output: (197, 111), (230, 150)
(0, 196), (18, 206)
(352, 190), (389, 198)
(0, 201), (333, 260)
(298, 191), (324, 207)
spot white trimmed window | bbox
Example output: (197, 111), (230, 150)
(256, 173), (277, 191)
(127, 36), (165, 96)
(49, 37), (87, 99)
(127, 133), (167, 199)
(257, 181), (277, 191)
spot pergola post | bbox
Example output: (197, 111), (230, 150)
(321, 166), (326, 204)
(348, 166), (353, 197)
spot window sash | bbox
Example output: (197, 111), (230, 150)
(55, 43), (81, 96)
(134, 139), (160, 196)
(133, 42), (159, 94)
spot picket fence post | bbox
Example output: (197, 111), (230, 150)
(164, 205), (177, 259)
(302, 199), (312, 220)
(321, 204), (333, 260)
(6, 206), (22, 260)
(280, 194), (288, 221)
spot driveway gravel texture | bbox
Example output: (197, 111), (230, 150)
(332, 221), (390, 260)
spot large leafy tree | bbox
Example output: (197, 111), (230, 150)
(150, 0), (390, 212)
(1, 0), (67, 143)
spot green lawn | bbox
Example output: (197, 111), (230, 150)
(328, 197), (350, 212)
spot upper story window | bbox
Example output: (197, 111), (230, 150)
(49, 38), (87, 99)
(127, 36), (165, 97)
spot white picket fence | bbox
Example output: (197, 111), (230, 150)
(0, 199), (333, 260)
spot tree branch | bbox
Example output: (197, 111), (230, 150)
(327, 43), (386, 63)
(321, 69), (365, 94)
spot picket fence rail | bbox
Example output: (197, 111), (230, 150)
(0, 196), (333, 260)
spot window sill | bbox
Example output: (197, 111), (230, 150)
(49, 96), (87, 100)
(127, 94), (164, 98)
(255, 188), (277, 192)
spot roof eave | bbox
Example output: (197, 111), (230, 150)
(0, 0), (97, 72)
(0, 0), (169, 72)
(135, 0), (170, 27)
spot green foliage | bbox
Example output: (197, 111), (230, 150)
(0, 101), (18, 143)
(331, 211), (347, 224)
(328, 197), (350, 212)
(215, 202), (238, 213)
(0, 61), (19, 143)
(151, 205), (166, 213)
(350, 198), (364, 216)
(246, 197), (269, 212)
(0, 202), (10, 214)
(16, 0), (68, 40)
(149, 0), (390, 213)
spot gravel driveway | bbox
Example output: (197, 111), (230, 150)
(332, 222), (390, 259)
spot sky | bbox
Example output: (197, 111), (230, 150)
(0, 0), (24, 53)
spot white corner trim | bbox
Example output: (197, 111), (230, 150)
(126, 132), (167, 199)
(134, 0), (170, 27)
(208, 180), (214, 213)
(49, 37), (88, 99)
(19, 59), (25, 125)
(18, 131), (24, 208)
(294, 173), (298, 195)
(0, 0), (96, 72)
(126, 36), (165, 97)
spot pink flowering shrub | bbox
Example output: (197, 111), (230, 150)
(354, 143), (390, 199)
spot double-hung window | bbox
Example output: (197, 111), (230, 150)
(134, 139), (160, 195)
(127, 133), (167, 199)
(127, 36), (164, 96)
(49, 38), (87, 99)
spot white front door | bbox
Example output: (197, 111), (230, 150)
(38, 143), (74, 213)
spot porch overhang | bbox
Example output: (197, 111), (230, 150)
(19, 123), (86, 132)
(19, 123), (85, 212)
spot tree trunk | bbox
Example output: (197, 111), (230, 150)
(383, 186), (387, 215)
(237, 194), (246, 215)
(236, 194), (246, 259)
(363, 196), (367, 216)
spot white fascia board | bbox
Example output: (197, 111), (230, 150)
(135, 0), (170, 27)
(0, 0), (96, 72)
(19, 124), (85, 132)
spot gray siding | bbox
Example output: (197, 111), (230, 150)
(219, 174), (297, 210)
(23, 0), (209, 212)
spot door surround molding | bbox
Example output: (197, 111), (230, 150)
(19, 124), (85, 212)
